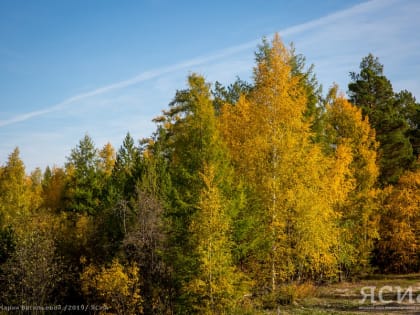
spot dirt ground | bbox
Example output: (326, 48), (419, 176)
(270, 274), (420, 314)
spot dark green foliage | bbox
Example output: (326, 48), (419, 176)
(348, 54), (394, 116)
(64, 134), (104, 215)
(212, 77), (253, 112)
(111, 133), (141, 198)
(348, 54), (415, 184)
(254, 36), (271, 64)
(289, 44), (324, 134)
(88, 133), (141, 260)
(378, 118), (414, 184)
(156, 75), (216, 312)
(395, 90), (420, 158)
(153, 74), (238, 313)
(0, 225), (15, 265)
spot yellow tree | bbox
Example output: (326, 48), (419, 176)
(187, 164), (241, 314)
(99, 142), (116, 178)
(28, 168), (43, 212)
(42, 166), (67, 212)
(81, 258), (142, 315)
(324, 87), (380, 276)
(0, 150), (65, 306)
(220, 35), (342, 291)
(374, 168), (420, 273)
(0, 148), (31, 226)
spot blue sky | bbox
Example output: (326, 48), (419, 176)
(0, 0), (419, 171)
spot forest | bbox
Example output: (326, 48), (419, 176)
(0, 34), (419, 314)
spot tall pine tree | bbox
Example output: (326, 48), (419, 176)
(154, 74), (242, 313)
(348, 54), (414, 185)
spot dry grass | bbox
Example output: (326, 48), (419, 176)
(234, 274), (420, 314)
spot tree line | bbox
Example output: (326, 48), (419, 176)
(0, 34), (419, 314)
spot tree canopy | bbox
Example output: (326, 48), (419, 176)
(0, 35), (419, 314)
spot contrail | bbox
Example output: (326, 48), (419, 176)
(0, 0), (391, 128)
(0, 41), (260, 127)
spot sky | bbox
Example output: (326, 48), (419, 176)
(0, 0), (419, 172)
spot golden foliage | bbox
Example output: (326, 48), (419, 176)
(0, 148), (31, 225)
(375, 168), (420, 272)
(219, 35), (341, 288)
(324, 90), (380, 274)
(99, 142), (116, 177)
(187, 163), (242, 314)
(81, 258), (142, 315)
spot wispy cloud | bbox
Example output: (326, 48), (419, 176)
(0, 40), (261, 127)
(0, 0), (397, 128)
(281, 0), (397, 37)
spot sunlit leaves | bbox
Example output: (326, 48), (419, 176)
(81, 258), (142, 315)
(324, 89), (380, 275)
(220, 35), (341, 289)
(374, 168), (420, 273)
